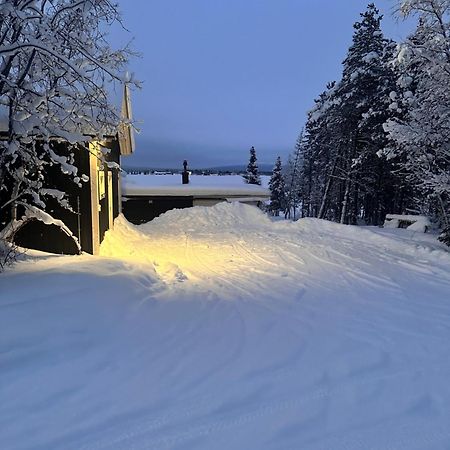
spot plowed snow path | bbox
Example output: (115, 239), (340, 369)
(1, 203), (450, 450)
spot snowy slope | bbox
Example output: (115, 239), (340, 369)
(1, 203), (450, 450)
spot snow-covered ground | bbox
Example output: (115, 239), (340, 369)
(1, 203), (450, 450)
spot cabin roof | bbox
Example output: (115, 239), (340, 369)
(123, 174), (270, 198)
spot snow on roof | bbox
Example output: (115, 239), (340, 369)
(123, 174), (270, 198)
(384, 214), (431, 233)
(385, 214), (430, 222)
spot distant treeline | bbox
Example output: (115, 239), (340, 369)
(124, 166), (273, 176)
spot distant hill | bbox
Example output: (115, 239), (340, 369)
(205, 164), (273, 174)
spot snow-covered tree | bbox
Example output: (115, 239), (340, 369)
(384, 0), (450, 244)
(243, 146), (261, 185)
(299, 4), (402, 225)
(284, 132), (304, 219)
(0, 0), (137, 225)
(268, 156), (285, 216)
(301, 82), (341, 221)
(335, 3), (399, 224)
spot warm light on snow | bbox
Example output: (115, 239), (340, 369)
(100, 210), (270, 283)
(1, 203), (450, 449)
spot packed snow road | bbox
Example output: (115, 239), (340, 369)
(1, 203), (450, 450)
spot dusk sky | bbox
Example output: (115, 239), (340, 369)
(114, 0), (413, 169)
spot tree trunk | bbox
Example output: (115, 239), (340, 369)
(351, 182), (359, 225)
(340, 176), (351, 224)
(318, 160), (337, 219)
(437, 194), (449, 228)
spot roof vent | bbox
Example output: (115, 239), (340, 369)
(182, 160), (189, 184)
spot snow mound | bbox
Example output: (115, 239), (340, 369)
(101, 203), (274, 284)
(100, 215), (160, 267)
(101, 203), (272, 260)
(143, 201), (272, 232)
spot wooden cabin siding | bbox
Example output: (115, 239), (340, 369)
(2, 140), (123, 255)
(13, 219), (81, 255)
(122, 196), (194, 224)
(0, 142), (94, 254)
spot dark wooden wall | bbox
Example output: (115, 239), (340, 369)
(4, 139), (122, 255)
(11, 142), (93, 255)
(122, 196), (194, 224)
(13, 219), (81, 255)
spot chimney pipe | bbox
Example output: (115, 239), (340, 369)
(182, 160), (189, 184)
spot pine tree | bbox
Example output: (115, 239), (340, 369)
(301, 82), (341, 221)
(299, 3), (401, 225)
(335, 3), (399, 224)
(268, 157), (285, 216)
(243, 146), (261, 185)
(284, 132), (304, 219)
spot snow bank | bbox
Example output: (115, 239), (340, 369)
(2, 205), (450, 449)
(143, 201), (272, 231)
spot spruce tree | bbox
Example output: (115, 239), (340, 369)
(268, 157), (285, 216)
(336, 3), (398, 224)
(243, 146), (261, 185)
(299, 3), (401, 225)
(284, 132), (304, 219)
(302, 82), (341, 221)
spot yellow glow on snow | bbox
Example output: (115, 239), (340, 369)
(99, 218), (248, 283)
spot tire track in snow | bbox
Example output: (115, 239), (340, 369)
(308, 420), (450, 450)
(180, 233), (277, 298)
(140, 362), (450, 449)
(81, 362), (450, 450)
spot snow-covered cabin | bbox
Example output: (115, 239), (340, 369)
(122, 173), (270, 224)
(0, 85), (135, 255)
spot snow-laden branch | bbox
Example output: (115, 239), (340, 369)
(0, 0), (138, 222)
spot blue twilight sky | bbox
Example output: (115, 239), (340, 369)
(112, 0), (413, 169)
